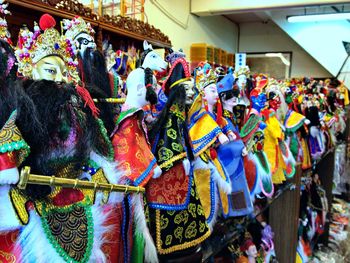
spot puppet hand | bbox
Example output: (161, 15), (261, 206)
(152, 166), (162, 179)
(242, 147), (248, 157)
(182, 159), (190, 175)
(218, 134), (229, 145)
(304, 119), (310, 125)
(0, 167), (19, 185)
(228, 132), (237, 141)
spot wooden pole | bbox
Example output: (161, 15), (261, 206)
(269, 164), (302, 263)
(98, 0), (102, 16)
(316, 150), (335, 245)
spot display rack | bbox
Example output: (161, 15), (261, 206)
(202, 175), (299, 262)
(7, 0), (171, 49)
(202, 158), (333, 263)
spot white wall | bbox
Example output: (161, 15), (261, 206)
(144, 0), (238, 59)
(269, 8), (350, 76)
(238, 21), (332, 78)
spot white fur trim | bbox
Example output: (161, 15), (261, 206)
(0, 185), (21, 231)
(209, 160), (232, 194)
(193, 157), (210, 170)
(90, 205), (110, 263)
(0, 167), (19, 185)
(310, 126), (319, 138)
(281, 144), (296, 166)
(90, 151), (120, 184)
(16, 205), (108, 263)
(90, 151), (124, 204)
(132, 195), (159, 263)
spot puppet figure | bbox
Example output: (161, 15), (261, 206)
(1, 13), (122, 263)
(146, 55), (210, 257)
(217, 74), (254, 217)
(187, 68), (233, 229)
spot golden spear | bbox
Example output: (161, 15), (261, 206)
(93, 98), (126, 104)
(17, 166), (144, 194)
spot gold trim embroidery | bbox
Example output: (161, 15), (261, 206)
(159, 153), (187, 169)
(9, 188), (28, 225)
(0, 250), (16, 263)
(155, 209), (211, 255)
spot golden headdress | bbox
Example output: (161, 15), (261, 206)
(15, 14), (79, 81)
(188, 68), (218, 121)
(196, 68), (217, 93)
(234, 65), (250, 78)
(0, 0), (11, 44)
(265, 78), (281, 99)
(62, 16), (95, 40)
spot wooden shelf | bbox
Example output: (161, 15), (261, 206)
(254, 182), (295, 217)
(8, 0), (172, 49)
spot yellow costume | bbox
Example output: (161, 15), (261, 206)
(189, 108), (231, 224)
(187, 69), (231, 228)
(263, 110), (286, 184)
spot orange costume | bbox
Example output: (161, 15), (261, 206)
(112, 107), (159, 187)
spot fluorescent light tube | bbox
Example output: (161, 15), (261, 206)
(287, 12), (350, 23)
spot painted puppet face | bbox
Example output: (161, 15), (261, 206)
(237, 74), (247, 88)
(183, 80), (195, 106)
(269, 95), (281, 111)
(251, 93), (267, 112)
(223, 94), (238, 109)
(246, 244), (258, 258)
(32, 55), (68, 82)
(75, 32), (96, 57)
(203, 83), (219, 106)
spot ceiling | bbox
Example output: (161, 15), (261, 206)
(222, 3), (350, 23)
(224, 12), (270, 23)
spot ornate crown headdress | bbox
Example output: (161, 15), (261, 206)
(15, 14), (79, 81)
(234, 65), (250, 78)
(0, 0), (11, 44)
(62, 16), (95, 40)
(196, 68), (217, 93)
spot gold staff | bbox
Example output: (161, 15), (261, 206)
(93, 98), (126, 104)
(17, 166), (144, 194)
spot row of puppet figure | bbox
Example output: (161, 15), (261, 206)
(0, 6), (348, 263)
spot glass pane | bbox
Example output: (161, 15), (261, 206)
(246, 52), (292, 79)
